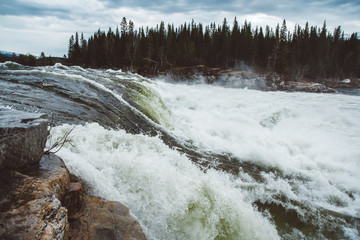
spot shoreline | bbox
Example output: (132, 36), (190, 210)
(144, 65), (360, 93)
(77, 63), (359, 92)
(2, 60), (360, 92)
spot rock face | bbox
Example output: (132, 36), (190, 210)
(0, 108), (48, 169)
(67, 196), (146, 240)
(0, 154), (70, 240)
(0, 154), (147, 240)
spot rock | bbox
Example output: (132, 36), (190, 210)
(67, 196), (146, 240)
(165, 65), (222, 82)
(0, 153), (147, 240)
(0, 154), (70, 240)
(0, 108), (48, 169)
(282, 81), (335, 93)
(62, 182), (83, 219)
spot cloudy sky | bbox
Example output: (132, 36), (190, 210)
(0, 0), (359, 57)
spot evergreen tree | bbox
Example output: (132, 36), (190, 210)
(68, 35), (74, 61)
(64, 17), (359, 80)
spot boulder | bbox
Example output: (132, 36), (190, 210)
(67, 196), (146, 240)
(0, 154), (70, 240)
(0, 108), (48, 169)
(0, 154), (147, 240)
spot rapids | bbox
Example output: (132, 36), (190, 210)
(1, 62), (359, 239)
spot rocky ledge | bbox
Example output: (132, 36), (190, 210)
(0, 108), (48, 170)
(0, 108), (146, 240)
(275, 81), (336, 93)
(162, 66), (355, 93)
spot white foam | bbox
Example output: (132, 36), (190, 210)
(152, 80), (360, 218)
(49, 123), (280, 240)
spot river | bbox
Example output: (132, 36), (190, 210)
(1, 62), (359, 239)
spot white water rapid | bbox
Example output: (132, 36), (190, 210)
(2, 64), (352, 239)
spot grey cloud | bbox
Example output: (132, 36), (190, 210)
(102, 0), (236, 13)
(97, 0), (360, 34)
(2, 0), (358, 22)
(0, 0), (70, 18)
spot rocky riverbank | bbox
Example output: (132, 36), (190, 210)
(0, 108), (146, 240)
(159, 65), (360, 93)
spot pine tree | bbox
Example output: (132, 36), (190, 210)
(120, 17), (128, 37)
(280, 19), (287, 43)
(63, 17), (359, 80)
(68, 35), (74, 61)
(80, 33), (87, 63)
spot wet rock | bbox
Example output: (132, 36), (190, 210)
(280, 81), (335, 93)
(67, 195), (146, 240)
(1, 153), (147, 240)
(165, 65), (222, 82)
(62, 182), (83, 219)
(0, 154), (70, 240)
(0, 108), (48, 169)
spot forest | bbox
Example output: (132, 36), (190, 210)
(58, 17), (360, 79)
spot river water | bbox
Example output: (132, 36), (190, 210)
(1, 62), (359, 239)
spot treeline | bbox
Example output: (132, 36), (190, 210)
(68, 17), (360, 79)
(0, 52), (66, 66)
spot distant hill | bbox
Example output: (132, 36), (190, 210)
(0, 50), (66, 66)
(0, 52), (12, 62)
(0, 50), (18, 57)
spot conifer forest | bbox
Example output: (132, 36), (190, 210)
(68, 17), (359, 79)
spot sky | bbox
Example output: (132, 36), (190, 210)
(0, 0), (359, 57)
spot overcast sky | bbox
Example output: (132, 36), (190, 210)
(0, 0), (359, 57)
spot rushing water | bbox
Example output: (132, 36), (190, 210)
(1, 62), (359, 240)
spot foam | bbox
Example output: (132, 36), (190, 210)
(152, 80), (360, 219)
(49, 123), (280, 240)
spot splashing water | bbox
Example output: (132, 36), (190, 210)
(1, 62), (359, 239)
(49, 123), (280, 240)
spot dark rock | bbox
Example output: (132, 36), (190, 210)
(165, 65), (222, 82)
(67, 195), (146, 240)
(0, 154), (70, 240)
(280, 81), (336, 93)
(0, 153), (147, 240)
(62, 182), (83, 219)
(0, 108), (48, 169)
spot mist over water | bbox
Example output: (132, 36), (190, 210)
(1, 62), (359, 239)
